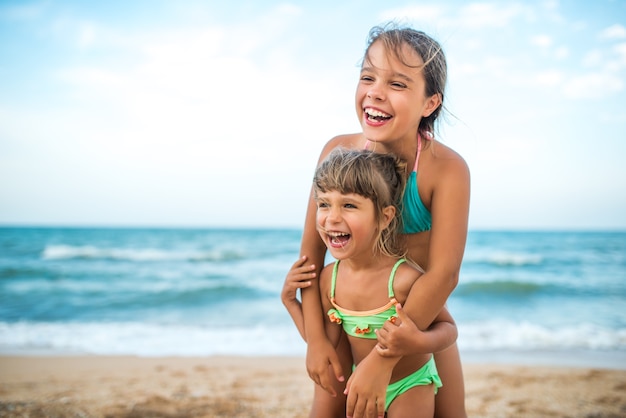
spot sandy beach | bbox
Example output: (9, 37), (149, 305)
(1, 355), (625, 417)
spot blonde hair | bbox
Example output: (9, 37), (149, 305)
(313, 148), (407, 258)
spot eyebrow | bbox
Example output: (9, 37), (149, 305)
(360, 65), (415, 84)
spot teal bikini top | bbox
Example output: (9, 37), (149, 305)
(327, 259), (406, 339)
(401, 134), (432, 233)
(364, 135), (432, 234)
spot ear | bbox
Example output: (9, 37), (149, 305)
(422, 93), (442, 118)
(380, 205), (396, 230)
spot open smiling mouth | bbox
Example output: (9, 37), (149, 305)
(365, 107), (392, 122)
(328, 231), (351, 247)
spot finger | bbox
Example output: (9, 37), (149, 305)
(352, 396), (366, 418)
(345, 383), (355, 417)
(296, 265), (316, 278)
(294, 260), (316, 276)
(344, 373), (353, 395)
(375, 342), (389, 357)
(366, 398), (378, 418)
(318, 369), (337, 397)
(328, 350), (345, 383)
(393, 303), (406, 325)
(297, 280), (312, 289)
(306, 369), (320, 386)
(375, 325), (390, 345)
(291, 255), (308, 269)
(376, 395), (385, 418)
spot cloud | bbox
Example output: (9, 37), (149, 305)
(379, 5), (444, 23)
(456, 2), (529, 28)
(531, 34), (553, 48)
(0, 1), (48, 21)
(611, 42), (626, 71)
(600, 24), (626, 40)
(533, 69), (563, 86)
(562, 72), (624, 99)
(1, 3), (360, 226)
(381, 2), (533, 30)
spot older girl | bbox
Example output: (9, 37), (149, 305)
(283, 23), (470, 418)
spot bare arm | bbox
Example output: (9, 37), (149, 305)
(298, 136), (359, 394)
(376, 303), (457, 356)
(403, 156), (470, 330)
(281, 256), (317, 341)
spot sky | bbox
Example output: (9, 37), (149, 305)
(1, 0), (625, 230)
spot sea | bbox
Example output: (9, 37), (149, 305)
(1, 227), (625, 369)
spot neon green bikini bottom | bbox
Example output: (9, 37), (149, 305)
(356, 355), (441, 411)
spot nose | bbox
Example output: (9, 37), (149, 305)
(326, 205), (342, 223)
(366, 82), (384, 101)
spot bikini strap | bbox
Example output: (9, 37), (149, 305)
(387, 258), (406, 298)
(413, 134), (422, 172)
(330, 260), (340, 298)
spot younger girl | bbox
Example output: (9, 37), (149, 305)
(312, 147), (456, 417)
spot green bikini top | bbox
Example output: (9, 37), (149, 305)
(327, 259), (405, 339)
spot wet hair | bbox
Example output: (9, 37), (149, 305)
(313, 148), (407, 258)
(363, 23), (447, 137)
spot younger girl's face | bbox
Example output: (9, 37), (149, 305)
(355, 40), (439, 144)
(316, 190), (380, 260)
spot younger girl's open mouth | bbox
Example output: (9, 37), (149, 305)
(327, 231), (351, 248)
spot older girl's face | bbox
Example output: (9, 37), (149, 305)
(355, 40), (440, 145)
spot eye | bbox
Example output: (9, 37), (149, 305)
(344, 203), (357, 209)
(317, 201), (329, 209)
(391, 81), (407, 89)
(360, 75), (374, 83)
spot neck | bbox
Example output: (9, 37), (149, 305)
(340, 251), (397, 273)
(363, 134), (419, 161)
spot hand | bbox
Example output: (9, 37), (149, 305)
(306, 339), (345, 397)
(376, 303), (425, 357)
(344, 354), (390, 418)
(281, 256), (316, 306)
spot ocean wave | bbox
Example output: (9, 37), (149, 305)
(454, 280), (546, 296)
(458, 320), (626, 351)
(463, 251), (543, 267)
(453, 279), (624, 298)
(41, 244), (246, 262)
(0, 321), (306, 356)
(0, 320), (624, 356)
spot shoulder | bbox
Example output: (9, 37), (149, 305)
(424, 140), (470, 189)
(319, 133), (365, 160)
(393, 261), (422, 302)
(319, 262), (335, 283)
(428, 140), (469, 172)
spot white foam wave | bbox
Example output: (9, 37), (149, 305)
(458, 320), (626, 350)
(41, 245), (243, 262)
(464, 251), (543, 266)
(0, 322), (306, 356)
(1, 320), (624, 357)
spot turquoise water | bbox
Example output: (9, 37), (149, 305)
(1, 227), (625, 366)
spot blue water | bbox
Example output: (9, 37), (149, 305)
(1, 227), (625, 365)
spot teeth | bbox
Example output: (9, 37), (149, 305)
(328, 231), (349, 237)
(365, 108), (391, 118)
